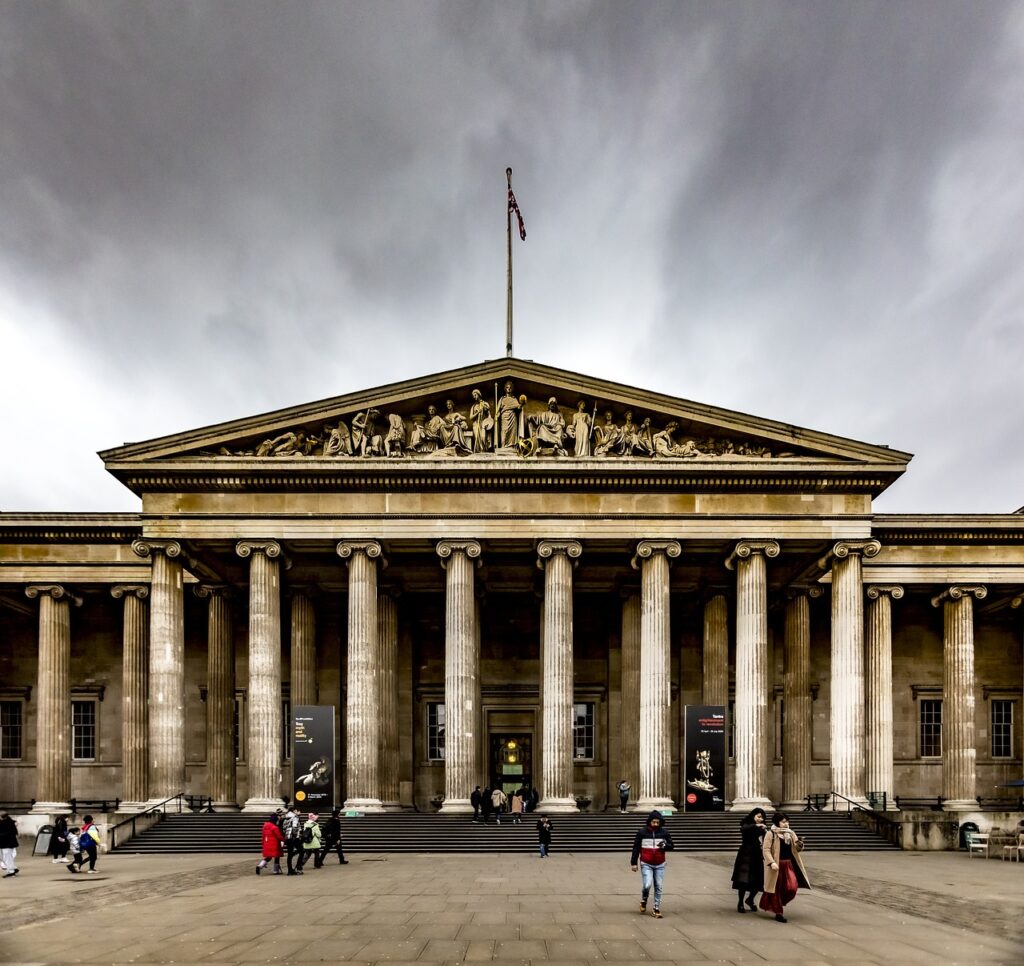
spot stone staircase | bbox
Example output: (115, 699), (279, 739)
(115, 810), (897, 854)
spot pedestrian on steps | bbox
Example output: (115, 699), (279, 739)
(256, 813), (285, 875)
(481, 787), (493, 824)
(510, 791), (524, 824)
(731, 807), (766, 913)
(470, 787), (482, 823)
(617, 779), (631, 813)
(536, 816), (553, 857)
(759, 812), (810, 923)
(491, 786), (508, 824)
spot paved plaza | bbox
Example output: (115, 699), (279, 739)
(1, 849), (1022, 964)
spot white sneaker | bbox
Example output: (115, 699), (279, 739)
(86, 870), (98, 874)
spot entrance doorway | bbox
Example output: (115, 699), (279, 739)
(490, 733), (532, 794)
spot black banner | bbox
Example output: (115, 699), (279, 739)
(293, 705), (335, 812)
(683, 705), (726, 811)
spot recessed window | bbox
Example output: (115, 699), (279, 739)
(0, 701), (23, 760)
(427, 702), (445, 761)
(992, 700), (1013, 759)
(573, 702), (595, 761)
(919, 699), (942, 758)
(72, 700), (97, 761)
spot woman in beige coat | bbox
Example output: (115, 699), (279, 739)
(759, 812), (810, 922)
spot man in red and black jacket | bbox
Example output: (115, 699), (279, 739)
(630, 810), (674, 917)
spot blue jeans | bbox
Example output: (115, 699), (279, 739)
(539, 842), (548, 857)
(640, 861), (665, 909)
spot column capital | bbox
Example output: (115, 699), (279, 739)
(131, 539), (183, 560)
(786, 584), (824, 600)
(193, 583), (232, 600)
(725, 539), (780, 571)
(236, 539), (285, 560)
(931, 585), (987, 608)
(817, 539), (880, 570)
(112, 584), (150, 600)
(436, 539), (482, 569)
(630, 539), (681, 571)
(336, 540), (386, 568)
(535, 539), (582, 569)
(866, 584), (904, 601)
(26, 584), (82, 606)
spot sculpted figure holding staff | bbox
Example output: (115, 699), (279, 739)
(495, 381), (522, 452)
(469, 389), (494, 452)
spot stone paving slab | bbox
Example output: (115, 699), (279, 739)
(0, 850), (1021, 964)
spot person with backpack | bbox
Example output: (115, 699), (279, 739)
(70, 815), (102, 873)
(282, 806), (302, 875)
(470, 786), (482, 823)
(617, 779), (632, 813)
(65, 827), (83, 870)
(296, 812), (321, 873)
(630, 810), (675, 918)
(0, 810), (19, 878)
(491, 786), (508, 824)
(510, 791), (524, 824)
(256, 813), (286, 875)
(315, 808), (348, 867)
(480, 787), (493, 824)
(536, 816), (553, 857)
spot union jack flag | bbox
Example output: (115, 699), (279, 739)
(508, 188), (526, 241)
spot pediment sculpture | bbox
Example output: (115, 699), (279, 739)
(200, 383), (797, 461)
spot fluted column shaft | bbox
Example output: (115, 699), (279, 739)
(635, 541), (680, 811)
(378, 593), (400, 808)
(538, 540), (581, 812)
(338, 541), (384, 810)
(438, 541), (480, 813)
(198, 587), (236, 810)
(866, 586), (902, 809)
(934, 586), (985, 810)
(702, 594), (728, 706)
(114, 586), (149, 808)
(28, 586), (78, 812)
(290, 592), (317, 707)
(620, 593), (641, 807)
(782, 591), (814, 807)
(237, 542), (284, 811)
(728, 540), (778, 811)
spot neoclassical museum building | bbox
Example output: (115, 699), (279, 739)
(1, 359), (1022, 817)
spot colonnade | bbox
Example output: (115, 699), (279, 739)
(23, 537), (992, 813)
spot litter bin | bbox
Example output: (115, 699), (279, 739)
(33, 825), (55, 856)
(958, 821), (979, 851)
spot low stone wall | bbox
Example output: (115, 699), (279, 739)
(853, 808), (1024, 850)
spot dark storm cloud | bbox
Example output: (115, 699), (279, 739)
(1, 1), (1022, 511)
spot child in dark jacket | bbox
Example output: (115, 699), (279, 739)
(629, 810), (675, 917)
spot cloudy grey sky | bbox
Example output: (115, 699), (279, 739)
(2, 0), (1022, 513)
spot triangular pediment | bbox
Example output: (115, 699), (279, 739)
(100, 359), (911, 492)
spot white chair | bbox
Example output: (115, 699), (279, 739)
(967, 831), (989, 858)
(1000, 833), (1024, 862)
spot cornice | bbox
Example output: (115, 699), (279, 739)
(872, 514), (1024, 544)
(0, 513), (142, 544)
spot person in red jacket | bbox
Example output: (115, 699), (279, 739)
(256, 814), (286, 875)
(630, 810), (675, 918)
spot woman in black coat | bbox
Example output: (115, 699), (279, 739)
(47, 815), (69, 863)
(730, 807), (766, 912)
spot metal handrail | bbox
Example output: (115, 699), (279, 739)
(109, 792), (185, 849)
(827, 790), (903, 845)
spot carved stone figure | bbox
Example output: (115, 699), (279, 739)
(496, 381), (522, 452)
(529, 397), (568, 456)
(322, 419), (353, 457)
(653, 421), (680, 458)
(566, 400), (593, 457)
(593, 411), (621, 457)
(424, 405), (446, 451)
(618, 411), (640, 455)
(257, 431), (307, 457)
(469, 389), (494, 453)
(443, 399), (472, 454)
(384, 413), (406, 458)
(409, 415), (432, 453)
(351, 409), (383, 456)
(635, 417), (655, 457)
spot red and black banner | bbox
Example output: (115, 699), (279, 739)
(683, 705), (726, 811)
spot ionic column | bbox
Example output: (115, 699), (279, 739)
(132, 540), (186, 804)
(337, 540), (385, 811)
(536, 539), (582, 812)
(820, 539), (880, 807)
(27, 585), (81, 813)
(702, 593), (728, 706)
(378, 589), (401, 809)
(1013, 596), (1024, 786)
(437, 540), (482, 813)
(932, 585), (986, 811)
(866, 585), (903, 810)
(726, 539), (780, 811)
(475, 595), (485, 789)
(236, 541), (285, 812)
(781, 587), (821, 808)
(196, 585), (237, 811)
(112, 585), (149, 810)
(633, 540), (680, 811)
(620, 592), (641, 809)
(289, 590), (317, 707)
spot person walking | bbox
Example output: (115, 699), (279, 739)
(481, 786), (493, 824)
(48, 815), (70, 864)
(617, 779), (631, 813)
(65, 827), (83, 870)
(470, 787), (482, 823)
(510, 790), (524, 824)
(759, 812), (810, 923)
(630, 810), (675, 918)
(69, 815), (101, 873)
(731, 807), (766, 912)
(256, 813), (285, 875)
(315, 808), (349, 867)
(0, 810), (19, 878)
(491, 786), (508, 824)
(536, 816), (553, 857)
(282, 805), (303, 875)
(296, 812), (322, 873)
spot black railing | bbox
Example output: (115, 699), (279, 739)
(0, 800), (36, 811)
(68, 798), (121, 814)
(827, 790), (903, 847)
(184, 795), (215, 813)
(109, 793), (187, 849)
(974, 796), (1024, 811)
(894, 796), (945, 811)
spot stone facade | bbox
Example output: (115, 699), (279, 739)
(0, 360), (1021, 814)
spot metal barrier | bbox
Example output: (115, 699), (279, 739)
(109, 793), (187, 850)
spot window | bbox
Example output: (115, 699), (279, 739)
(282, 698), (291, 761)
(573, 702), (595, 760)
(427, 702), (445, 760)
(992, 700), (1013, 759)
(0, 701), (23, 760)
(919, 699), (942, 758)
(72, 700), (97, 761)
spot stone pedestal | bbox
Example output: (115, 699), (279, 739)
(27, 585), (80, 814)
(727, 540), (779, 812)
(781, 588), (820, 808)
(237, 541), (285, 813)
(823, 540), (880, 808)
(619, 592), (641, 809)
(702, 594), (728, 707)
(933, 586), (986, 811)
(338, 540), (385, 811)
(378, 590), (401, 809)
(537, 540), (582, 813)
(437, 540), (481, 814)
(113, 585), (149, 810)
(633, 540), (680, 812)
(196, 585), (237, 811)
(866, 586), (903, 810)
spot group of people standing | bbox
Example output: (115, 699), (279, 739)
(256, 805), (348, 876)
(469, 785), (538, 824)
(730, 809), (810, 923)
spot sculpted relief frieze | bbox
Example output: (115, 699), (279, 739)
(197, 382), (801, 462)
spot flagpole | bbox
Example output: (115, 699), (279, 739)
(506, 166), (514, 358)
